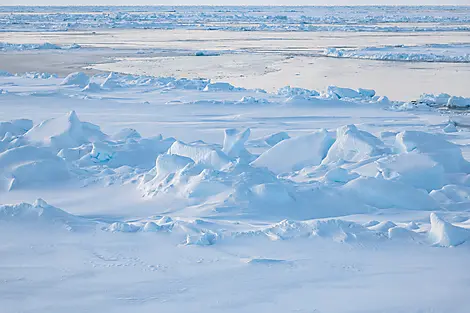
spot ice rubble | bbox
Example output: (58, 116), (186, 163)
(4, 109), (470, 218)
(252, 129), (334, 174)
(418, 93), (470, 108)
(324, 44), (470, 63)
(4, 6), (470, 33)
(0, 42), (80, 51)
(61, 72), (90, 88)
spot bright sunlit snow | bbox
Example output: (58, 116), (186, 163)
(1, 5), (470, 313)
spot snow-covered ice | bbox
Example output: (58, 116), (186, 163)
(1, 6), (470, 313)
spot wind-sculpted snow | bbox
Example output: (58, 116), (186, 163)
(1, 6), (470, 32)
(324, 44), (470, 63)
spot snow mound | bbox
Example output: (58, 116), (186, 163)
(24, 111), (107, 151)
(430, 185), (470, 207)
(0, 146), (70, 190)
(252, 129), (334, 174)
(388, 226), (419, 241)
(429, 213), (470, 247)
(60, 72), (90, 88)
(354, 153), (446, 191)
(322, 125), (388, 165)
(343, 177), (438, 211)
(0, 199), (91, 230)
(396, 130), (470, 173)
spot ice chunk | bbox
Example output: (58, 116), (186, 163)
(388, 227), (418, 240)
(277, 86), (319, 98)
(358, 88), (376, 98)
(0, 120), (31, 138)
(368, 221), (397, 232)
(323, 167), (359, 183)
(60, 72), (90, 88)
(168, 141), (232, 169)
(222, 128), (251, 159)
(108, 222), (140, 233)
(443, 122), (457, 133)
(185, 231), (219, 246)
(327, 86), (362, 99)
(252, 129), (334, 174)
(24, 111), (107, 151)
(111, 128), (142, 141)
(203, 82), (240, 92)
(100, 72), (122, 89)
(264, 132), (290, 147)
(430, 185), (470, 205)
(447, 96), (470, 108)
(81, 82), (102, 92)
(322, 125), (388, 164)
(396, 130), (470, 173)
(429, 213), (470, 247)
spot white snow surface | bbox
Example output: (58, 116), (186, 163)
(1, 70), (470, 313)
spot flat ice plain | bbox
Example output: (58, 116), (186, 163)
(1, 5), (470, 313)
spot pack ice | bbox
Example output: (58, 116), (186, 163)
(1, 71), (470, 248)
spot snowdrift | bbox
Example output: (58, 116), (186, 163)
(0, 199), (93, 230)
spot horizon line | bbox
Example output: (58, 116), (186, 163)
(1, 4), (470, 7)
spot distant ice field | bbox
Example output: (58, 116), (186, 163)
(1, 29), (469, 100)
(1, 6), (470, 33)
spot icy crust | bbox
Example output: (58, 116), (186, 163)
(324, 44), (470, 63)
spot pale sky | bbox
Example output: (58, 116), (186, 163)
(1, 0), (470, 5)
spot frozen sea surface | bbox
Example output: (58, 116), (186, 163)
(1, 6), (470, 313)
(1, 6), (470, 32)
(1, 71), (470, 313)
